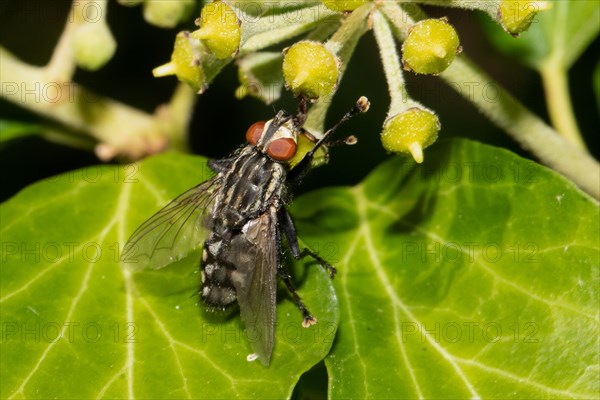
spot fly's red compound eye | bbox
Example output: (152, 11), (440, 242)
(267, 138), (297, 161)
(246, 121), (265, 145)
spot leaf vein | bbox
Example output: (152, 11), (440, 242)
(356, 189), (480, 398)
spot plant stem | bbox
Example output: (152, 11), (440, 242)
(304, 2), (373, 136)
(46, 0), (112, 80)
(443, 57), (599, 199)
(407, 0), (500, 12)
(540, 60), (586, 150)
(158, 82), (197, 152)
(371, 10), (418, 118)
(0, 48), (174, 160)
(412, 0), (551, 23)
(45, 5), (78, 82)
(381, 2), (599, 199)
(239, 4), (338, 54)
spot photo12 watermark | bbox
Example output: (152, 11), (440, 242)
(0, 239), (341, 266)
(44, 163), (140, 184)
(1, 241), (123, 264)
(1, 81), (100, 105)
(401, 241), (539, 264)
(401, 321), (539, 344)
(2, 321), (139, 344)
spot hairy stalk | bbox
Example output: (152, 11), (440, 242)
(371, 10), (419, 118)
(239, 4), (339, 54)
(444, 57), (599, 199)
(413, 0), (550, 22)
(304, 2), (374, 136)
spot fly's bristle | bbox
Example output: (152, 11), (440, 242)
(202, 284), (237, 308)
(204, 303), (228, 313)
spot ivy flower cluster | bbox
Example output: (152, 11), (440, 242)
(14, 1), (599, 198)
(144, 0), (548, 163)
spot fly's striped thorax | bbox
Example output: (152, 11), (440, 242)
(215, 146), (287, 229)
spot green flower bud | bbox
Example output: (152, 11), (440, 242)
(143, 0), (195, 29)
(322, 0), (366, 12)
(499, 0), (550, 36)
(153, 32), (205, 93)
(191, 1), (241, 59)
(381, 108), (440, 163)
(282, 41), (339, 99)
(402, 18), (460, 75)
(71, 20), (116, 71)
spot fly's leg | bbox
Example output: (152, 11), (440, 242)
(294, 247), (336, 278)
(278, 208), (336, 278)
(279, 271), (317, 328)
(275, 220), (317, 327)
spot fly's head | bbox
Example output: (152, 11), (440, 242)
(246, 111), (297, 162)
(245, 96), (369, 173)
(245, 111), (327, 170)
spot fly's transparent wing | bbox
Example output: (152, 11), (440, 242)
(228, 208), (278, 366)
(122, 178), (220, 270)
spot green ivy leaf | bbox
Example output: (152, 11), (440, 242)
(0, 154), (338, 399)
(291, 139), (599, 398)
(482, 1), (600, 69)
(2, 139), (598, 398)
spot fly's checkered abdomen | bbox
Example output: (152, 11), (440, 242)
(200, 232), (237, 308)
(201, 148), (286, 309)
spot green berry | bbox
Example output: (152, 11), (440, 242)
(192, 1), (241, 59)
(322, 0), (366, 12)
(282, 41), (339, 99)
(499, 0), (549, 36)
(402, 18), (460, 75)
(153, 32), (205, 92)
(381, 108), (440, 163)
(143, 0), (195, 29)
(72, 20), (116, 71)
(290, 133), (329, 169)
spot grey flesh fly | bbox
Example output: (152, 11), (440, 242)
(122, 96), (370, 365)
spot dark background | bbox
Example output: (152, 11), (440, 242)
(1, 0), (599, 202)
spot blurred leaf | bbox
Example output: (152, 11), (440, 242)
(1, 153), (338, 399)
(594, 60), (600, 115)
(482, 1), (600, 69)
(0, 120), (41, 144)
(291, 138), (599, 398)
(235, 52), (284, 105)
